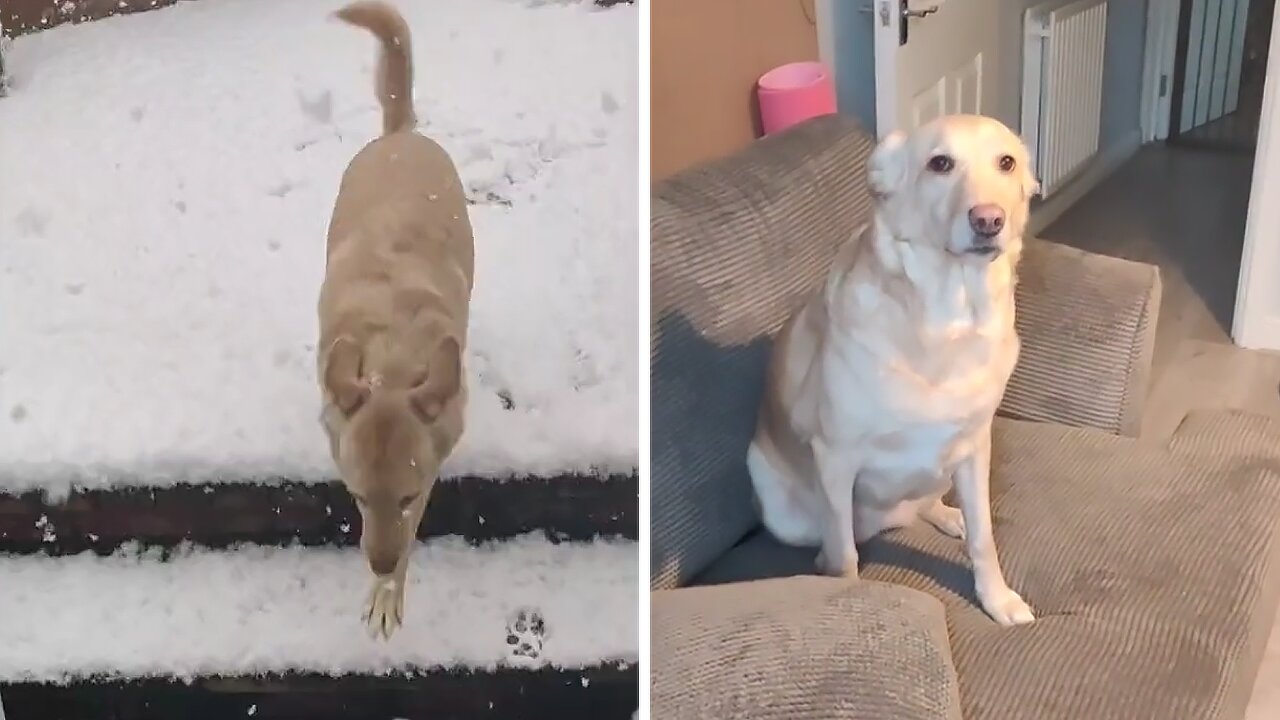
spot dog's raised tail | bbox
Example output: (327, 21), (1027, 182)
(334, 1), (416, 136)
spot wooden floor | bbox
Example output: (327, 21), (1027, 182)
(1043, 142), (1280, 718)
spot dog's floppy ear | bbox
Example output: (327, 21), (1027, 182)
(409, 336), (462, 424)
(1024, 170), (1042, 199)
(322, 336), (370, 416)
(867, 130), (908, 199)
(1015, 137), (1042, 199)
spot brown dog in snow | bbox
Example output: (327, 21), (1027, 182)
(318, 0), (474, 640)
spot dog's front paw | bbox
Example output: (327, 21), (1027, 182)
(978, 584), (1035, 627)
(816, 546), (860, 579)
(364, 576), (405, 640)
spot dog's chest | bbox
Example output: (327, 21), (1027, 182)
(864, 417), (973, 480)
(853, 413), (983, 504)
(821, 330), (1014, 483)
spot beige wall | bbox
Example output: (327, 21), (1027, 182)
(651, 0), (820, 182)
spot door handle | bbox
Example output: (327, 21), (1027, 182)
(864, 1), (940, 46)
(903, 2), (941, 20)
(900, 1), (940, 45)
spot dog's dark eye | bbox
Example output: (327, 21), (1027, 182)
(399, 493), (420, 510)
(926, 155), (954, 173)
(998, 155), (1016, 173)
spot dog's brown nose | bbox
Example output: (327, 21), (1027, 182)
(969, 204), (1006, 237)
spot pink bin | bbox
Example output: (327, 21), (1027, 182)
(756, 61), (837, 136)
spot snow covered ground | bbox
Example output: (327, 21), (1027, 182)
(0, 534), (637, 683)
(0, 0), (638, 496)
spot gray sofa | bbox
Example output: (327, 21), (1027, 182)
(650, 115), (1280, 719)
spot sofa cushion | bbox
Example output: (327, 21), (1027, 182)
(695, 411), (1280, 720)
(650, 115), (876, 590)
(652, 577), (963, 720)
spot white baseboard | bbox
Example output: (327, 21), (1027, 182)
(1028, 130), (1144, 237)
(1233, 314), (1280, 352)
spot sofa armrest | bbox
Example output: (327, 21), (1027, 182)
(651, 577), (963, 720)
(1001, 238), (1162, 437)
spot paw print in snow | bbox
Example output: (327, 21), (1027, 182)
(297, 89), (333, 125)
(505, 608), (545, 661)
(496, 389), (515, 411)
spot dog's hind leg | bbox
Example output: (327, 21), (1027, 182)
(747, 441), (823, 546)
(852, 496), (934, 543)
(920, 496), (966, 539)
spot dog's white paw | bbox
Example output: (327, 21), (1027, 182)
(364, 576), (405, 640)
(923, 503), (966, 539)
(816, 546), (860, 579)
(978, 584), (1035, 627)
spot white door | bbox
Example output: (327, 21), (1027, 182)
(873, 0), (1002, 137)
(1233, 0), (1280, 349)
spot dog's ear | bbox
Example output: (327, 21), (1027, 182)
(322, 336), (370, 416)
(868, 130), (908, 199)
(1015, 137), (1042, 199)
(1024, 171), (1042, 200)
(409, 336), (462, 424)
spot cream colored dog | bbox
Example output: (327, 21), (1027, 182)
(318, 0), (474, 640)
(747, 115), (1038, 626)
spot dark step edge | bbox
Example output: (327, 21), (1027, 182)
(0, 473), (638, 555)
(0, 661), (639, 720)
(2, 0), (180, 37)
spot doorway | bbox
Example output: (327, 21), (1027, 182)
(1168, 0), (1273, 151)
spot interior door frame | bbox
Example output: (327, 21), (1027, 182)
(1233, 0), (1280, 348)
(815, 0), (837, 73)
(1141, 0), (1184, 142)
(872, 0), (904, 137)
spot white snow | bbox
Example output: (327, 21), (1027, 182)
(0, 534), (638, 683)
(0, 0), (639, 495)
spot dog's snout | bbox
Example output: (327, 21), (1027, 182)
(968, 204), (1006, 237)
(367, 551), (398, 576)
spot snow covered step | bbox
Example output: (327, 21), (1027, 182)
(0, 535), (637, 683)
(0, 474), (637, 555)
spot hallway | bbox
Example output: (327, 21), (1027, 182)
(1043, 144), (1280, 438)
(1043, 143), (1280, 716)
(1175, 0), (1271, 151)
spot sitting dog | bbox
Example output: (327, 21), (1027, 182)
(747, 115), (1038, 626)
(318, 0), (474, 640)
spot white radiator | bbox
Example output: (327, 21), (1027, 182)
(1020, 0), (1109, 198)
